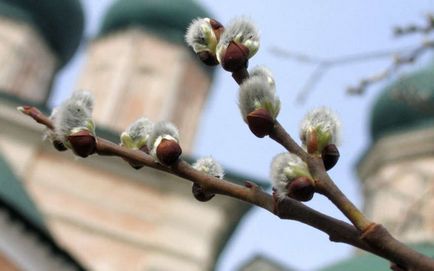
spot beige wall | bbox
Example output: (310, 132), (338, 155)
(76, 28), (211, 153)
(359, 128), (434, 244)
(0, 18), (57, 103)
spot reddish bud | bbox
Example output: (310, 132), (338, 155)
(197, 51), (219, 66)
(322, 144), (340, 170)
(287, 176), (315, 202)
(156, 139), (182, 165)
(52, 140), (67, 152)
(67, 130), (96, 158)
(246, 108), (274, 138)
(307, 130), (318, 154)
(221, 41), (249, 72)
(209, 19), (224, 40)
(192, 183), (215, 202)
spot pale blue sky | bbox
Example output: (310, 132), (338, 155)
(50, 1), (434, 270)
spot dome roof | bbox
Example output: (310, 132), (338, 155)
(370, 63), (434, 140)
(0, 0), (84, 67)
(100, 0), (211, 45)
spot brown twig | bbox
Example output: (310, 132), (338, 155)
(19, 106), (395, 261)
(266, 120), (434, 270)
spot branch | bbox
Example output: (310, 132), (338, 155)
(266, 117), (434, 271)
(19, 106), (387, 260)
(227, 69), (434, 270)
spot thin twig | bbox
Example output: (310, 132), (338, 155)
(271, 40), (434, 99)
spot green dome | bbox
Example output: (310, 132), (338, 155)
(370, 63), (434, 140)
(0, 0), (84, 67)
(321, 243), (434, 271)
(100, 0), (211, 45)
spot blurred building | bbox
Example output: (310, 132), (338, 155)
(0, 0), (267, 270)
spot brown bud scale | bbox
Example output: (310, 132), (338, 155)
(246, 108), (274, 138)
(322, 144), (340, 170)
(156, 139), (182, 165)
(221, 41), (249, 72)
(67, 130), (96, 158)
(287, 176), (315, 202)
(197, 51), (219, 66)
(192, 183), (215, 202)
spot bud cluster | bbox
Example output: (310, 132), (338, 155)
(186, 17), (260, 73)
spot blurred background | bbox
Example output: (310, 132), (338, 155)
(0, 0), (434, 271)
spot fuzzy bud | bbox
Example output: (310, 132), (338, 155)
(250, 66), (275, 89)
(216, 17), (259, 71)
(53, 91), (96, 157)
(147, 121), (182, 165)
(300, 107), (340, 155)
(270, 152), (314, 201)
(120, 117), (154, 169)
(239, 75), (280, 137)
(185, 18), (224, 66)
(191, 157), (224, 202)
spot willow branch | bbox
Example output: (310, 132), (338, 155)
(267, 119), (434, 271)
(19, 106), (389, 260)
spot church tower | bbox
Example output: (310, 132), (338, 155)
(76, 0), (214, 152)
(358, 62), (434, 243)
(0, 0), (83, 103)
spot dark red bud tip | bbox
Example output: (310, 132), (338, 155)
(246, 108), (274, 138)
(67, 130), (96, 158)
(52, 140), (67, 152)
(322, 144), (340, 170)
(192, 183), (215, 202)
(221, 41), (249, 72)
(209, 19), (224, 40)
(197, 51), (219, 66)
(156, 139), (182, 165)
(287, 176), (315, 202)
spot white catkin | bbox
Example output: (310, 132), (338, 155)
(238, 76), (280, 121)
(70, 90), (94, 111)
(192, 156), (224, 179)
(250, 66), (276, 89)
(270, 152), (306, 199)
(219, 17), (259, 48)
(299, 107), (341, 145)
(185, 18), (208, 50)
(54, 91), (94, 142)
(125, 117), (154, 142)
(147, 121), (180, 151)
